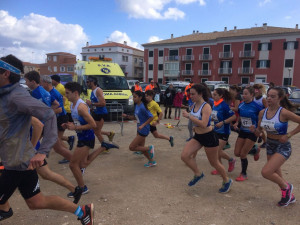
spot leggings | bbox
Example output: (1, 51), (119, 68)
(174, 107), (181, 118)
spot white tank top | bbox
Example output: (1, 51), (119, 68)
(254, 96), (264, 108)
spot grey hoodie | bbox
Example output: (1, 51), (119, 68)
(0, 83), (58, 171)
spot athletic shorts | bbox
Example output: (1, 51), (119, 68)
(238, 130), (257, 142)
(67, 113), (73, 122)
(0, 169), (40, 204)
(77, 139), (95, 149)
(57, 115), (69, 131)
(137, 132), (148, 137)
(193, 130), (219, 147)
(150, 125), (157, 133)
(91, 112), (107, 121)
(266, 138), (292, 160)
(216, 133), (229, 142)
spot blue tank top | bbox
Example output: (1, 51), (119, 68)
(212, 101), (234, 134)
(50, 87), (67, 117)
(261, 107), (288, 135)
(31, 86), (52, 107)
(238, 101), (263, 132)
(190, 102), (211, 127)
(90, 87), (108, 115)
(71, 99), (95, 141)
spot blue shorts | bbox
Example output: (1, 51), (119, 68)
(266, 138), (292, 160)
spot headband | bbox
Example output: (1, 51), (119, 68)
(0, 59), (21, 75)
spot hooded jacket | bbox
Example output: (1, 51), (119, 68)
(0, 83), (57, 171)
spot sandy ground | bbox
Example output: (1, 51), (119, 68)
(2, 107), (300, 225)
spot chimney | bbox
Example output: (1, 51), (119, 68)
(234, 26), (237, 32)
(263, 23), (267, 30)
(86, 42), (89, 47)
(224, 27), (227, 32)
(171, 34), (173, 39)
(193, 30), (195, 34)
(296, 24), (299, 29)
(196, 30), (199, 33)
(124, 41), (127, 45)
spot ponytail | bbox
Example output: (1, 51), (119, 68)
(215, 88), (232, 103)
(267, 87), (295, 111)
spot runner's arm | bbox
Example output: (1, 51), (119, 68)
(94, 88), (106, 107)
(31, 117), (44, 147)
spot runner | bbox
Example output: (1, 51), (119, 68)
(182, 88), (194, 141)
(145, 90), (174, 147)
(255, 87), (300, 207)
(0, 55), (93, 224)
(85, 76), (115, 143)
(122, 91), (156, 167)
(181, 84), (232, 193)
(210, 88), (236, 175)
(63, 82), (118, 197)
(233, 86), (263, 181)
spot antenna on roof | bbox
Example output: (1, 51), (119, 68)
(255, 23), (257, 27)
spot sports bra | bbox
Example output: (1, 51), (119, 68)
(190, 102), (211, 127)
(261, 107), (288, 135)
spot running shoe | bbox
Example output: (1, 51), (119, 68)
(290, 194), (296, 204)
(235, 173), (248, 182)
(219, 179), (233, 193)
(254, 147), (261, 161)
(169, 136), (174, 147)
(223, 143), (231, 150)
(81, 168), (86, 175)
(260, 142), (266, 148)
(148, 145), (155, 160)
(277, 183), (293, 207)
(101, 141), (119, 150)
(68, 185), (89, 198)
(108, 131), (115, 142)
(188, 172), (204, 186)
(211, 170), (219, 175)
(78, 203), (94, 225)
(228, 158), (236, 172)
(72, 186), (83, 204)
(0, 208), (13, 221)
(68, 136), (75, 150)
(58, 158), (69, 164)
(133, 151), (143, 155)
(144, 160), (157, 167)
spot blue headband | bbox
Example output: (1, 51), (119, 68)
(0, 59), (21, 75)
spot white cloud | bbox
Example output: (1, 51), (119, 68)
(175, 0), (206, 5)
(285, 16), (292, 20)
(259, 0), (271, 7)
(116, 0), (185, 20)
(148, 36), (163, 43)
(0, 10), (88, 63)
(106, 30), (143, 50)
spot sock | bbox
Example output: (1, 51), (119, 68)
(74, 206), (84, 218)
(229, 158), (233, 162)
(241, 158), (248, 175)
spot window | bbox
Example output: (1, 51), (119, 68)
(203, 47), (210, 54)
(67, 66), (74, 72)
(149, 51), (153, 57)
(185, 63), (192, 71)
(202, 62), (209, 71)
(159, 50), (163, 57)
(149, 64), (153, 70)
(83, 56), (87, 61)
(220, 61), (232, 68)
(223, 44), (231, 52)
(134, 58), (137, 63)
(258, 43), (272, 51)
(134, 68), (137, 75)
(201, 78), (208, 83)
(244, 43), (252, 51)
(241, 77), (249, 84)
(158, 64), (163, 70)
(60, 66), (65, 72)
(47, 56), (52, 61)
(53, 56), (57, 62)
(283, 78), (292, 86)
(284, 41), (299, 50)
(243, 60), (251, 68)
(256, 60), (270, 68)
(221, 77), (229, 84)
(158, 78), (163, 84)
(87, 49), (90, 52)
(285, 59), (293, 68)
(186, 49), (192, 55)
(53, 66), (57, 72)
(48, 66), (52, 72)
(122, 55), (128, 62)
(109, 48), (111, 51)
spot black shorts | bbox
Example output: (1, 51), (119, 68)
(67, 113), (73, 122)
(92, 112), (107, 121)
(57, 115), (69, 131)
(77, 139), (95, 149)
(216, 133), (229, 141)
(238, 131), (257, 142)
(0, 169), (40, 204)
(150, 125), (157, 133)
(193, 130), (219, 147)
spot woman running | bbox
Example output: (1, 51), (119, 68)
(210, 88), (236, 175)
(255, 87), (300, 207)
(233, 86), (263, 181)
(181, 84), (232, 193)
(122, 91), (156, 167)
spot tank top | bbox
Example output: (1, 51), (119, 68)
(90, 87), (108, 115)
(71, 99), (95, 141)
(261, 107), (288, 135)
(190, 102), (211, 127)
(253, 96), (264, 108)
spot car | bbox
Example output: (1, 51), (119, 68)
(205, 81), (229, 93)
(289, 89), (300, 115)
(277, 86), (292, 97)
(54, 73), (73, 85)
(140, 82), (149, 92)
(127, 79), (139, 89)
(19, 77), (30, 92)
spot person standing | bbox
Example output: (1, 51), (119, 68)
(0, 55), (94, 224)
(173, 89), (184, 120)
(164, 84), (176, 119)
(133, 80), (142, 92)
(145, 79), (155, 91)
(184, 80), (194, 100)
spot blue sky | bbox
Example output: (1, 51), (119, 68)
(0, 0), (299, 63)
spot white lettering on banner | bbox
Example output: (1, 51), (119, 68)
(104, 93), (128, 96)
(241, 117), (252, 128)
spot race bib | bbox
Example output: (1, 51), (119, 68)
(241, 117), (252, 128)
(211, 110), (218, 121)
(135, 114), (140, 124)
(261, 120), (276, 132)
(73, 119), (82, 133)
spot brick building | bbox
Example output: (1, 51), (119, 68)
(142, 23), (300, 86)
(39, 52), (76, 76)
(22, 62), (40, 75)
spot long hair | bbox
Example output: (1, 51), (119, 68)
(215, 88), (232, 103)
(267, 87), (295, 111)
(191, 84), (209, 102)
(253, 83), (266, 95)
(134, 90), (149, 110)
(229, 85), (241, 100)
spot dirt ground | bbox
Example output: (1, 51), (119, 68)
(2, 107), (300, 225)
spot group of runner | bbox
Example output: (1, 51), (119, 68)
(1, 54), (300, 224)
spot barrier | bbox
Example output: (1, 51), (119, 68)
(105, 102), (124, 136)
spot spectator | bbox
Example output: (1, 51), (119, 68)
(173, 89), (184, 120)
(153, 82), (161, 104)
(164, 84), (176, 119)
(145, 79), (155, 91)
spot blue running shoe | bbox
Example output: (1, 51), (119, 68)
(58, 158), (69, 164)
(133, 151), (143, 155)
(0, 208), (13, 221)
(144, 160), (157, 167)
(148, 145), (154, 159)
(188, 172), (204, 186)
(219, 179), (233, 193)
(101, 141), (119, 150)
(169, 136), (174, 147)
(68, 136), (75, 150)
(68, 185), (89, 198)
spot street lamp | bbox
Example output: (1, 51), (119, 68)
(288, 68), (292, 86)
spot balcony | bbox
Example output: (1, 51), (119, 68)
(219, 51), (233, 59)
(198, 70), (211, 76)
(181, 55), (195, 61)
(181, 70), (194, 76)
(199, 54), (212, 61)
(239, 50), (255, 58)
(134, 62), (143, 67)
(164, 70), (180, 77)
(238, 67), (254, 75)
(218, 68), (232, 75)
(164, 56), (180, 61)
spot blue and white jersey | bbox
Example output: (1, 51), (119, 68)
(31, 86), (52, 107)
(49, 87), (67, 117)
(135, 103), (153, 136)
(71, 99), (95, 141)
(90, 87), (108, 115)
(190, 102), (211, 127)
(212, 101), (234, 134)
(261, 107), (288, 135)
(253, 96), (265, 108)
(238, 101), (263, 132)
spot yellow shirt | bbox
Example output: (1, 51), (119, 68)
(147, 100), (162, 125)
(56, 83), (71, 113)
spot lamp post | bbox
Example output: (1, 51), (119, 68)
(288, 68), (292, 86)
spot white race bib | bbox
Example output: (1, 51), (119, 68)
(241, 117), (252, 128)
(261, 120), (276, 132)
(135, 114), (140, 124)
(211, 110), (218, 121)
(73, 119), (82, 133)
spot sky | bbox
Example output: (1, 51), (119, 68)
(0, 0), (299, 63)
